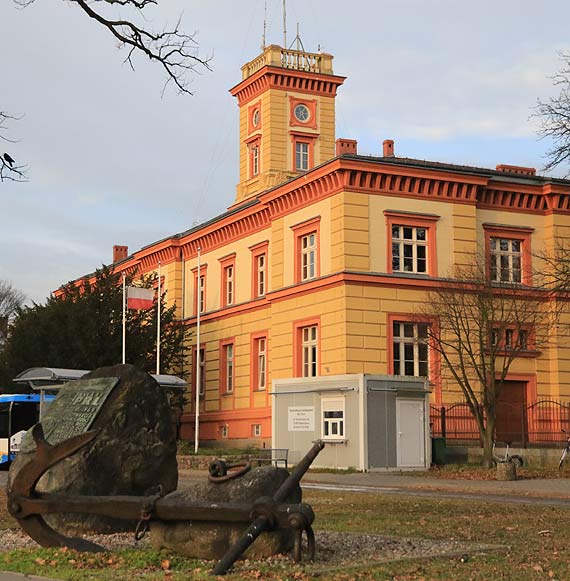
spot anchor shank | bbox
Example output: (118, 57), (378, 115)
(12, 495), (307, 528)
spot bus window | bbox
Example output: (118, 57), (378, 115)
(0, 404), (9, 439)
(11, 403), (40, 434)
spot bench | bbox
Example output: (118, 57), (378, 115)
(248, 448), (289, 469)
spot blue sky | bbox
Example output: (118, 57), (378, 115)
(1, 0), (569, 302)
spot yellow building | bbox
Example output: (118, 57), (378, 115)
(70, 44), (570, 446)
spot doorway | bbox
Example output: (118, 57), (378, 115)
(495, 381), (527, 444)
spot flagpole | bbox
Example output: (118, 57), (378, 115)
(156, 262), (161, 375)
(194, 246), (201, 454)
(122, 273), (126, 364)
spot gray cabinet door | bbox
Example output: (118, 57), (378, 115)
(396, 399), (425, 468)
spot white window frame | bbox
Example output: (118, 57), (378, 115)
(321, 396), (345, 441)
(224, 343), (234, 394)
(301, 233), (316, 281)
(198, 275), (206, 314)
(257, 337), (267, 390)
(302, 325), (318, 377)
(392, 321), (429, 378)
(256, 253), (266, 296)
(252, 144), (260, 176)
(220, 424), (228, 438)
(295, 141), (309, 171)
(252, 424), (262, 437)
(391, 225), (428, 274)
(225, 264), (234, 306)
(489, 237), (522, 283)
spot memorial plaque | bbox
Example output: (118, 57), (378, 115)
(21, 377), (119, 452)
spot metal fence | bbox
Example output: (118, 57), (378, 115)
(430, 400), (570, 447)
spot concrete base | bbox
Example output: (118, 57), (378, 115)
(446, 445), (562, 468)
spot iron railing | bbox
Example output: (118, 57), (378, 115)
(430, 399), (570, 447)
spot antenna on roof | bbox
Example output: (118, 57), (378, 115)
(261, 0), (267, 50)
(289, 22), (305, 52)
(282, 0), (287, 48)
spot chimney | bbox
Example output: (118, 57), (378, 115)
(383, 139), (395, 157)
(335, 138), (358, 156)
(113, 245), (128, 263)
(495, 164), (536, 176)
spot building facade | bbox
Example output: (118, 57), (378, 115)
(65, 44), (570, 446)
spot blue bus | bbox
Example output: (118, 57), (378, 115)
(0, 394), (56, 468)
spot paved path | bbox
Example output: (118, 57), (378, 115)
(0, 574), (60, 581)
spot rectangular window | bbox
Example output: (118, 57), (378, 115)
(295, 141), (310, 171)
(490, 326), (532, 351)
(220, 424), (228, 439)
(252, 424), (262, 437)
(251, 333), (268, 392)
(391, 225), (428, 274)
(224, 264), (234, 306)
(302, 325), (318, 377)
(392, 321), (429, 377)
(322, 397), (345, 441)
(192, 347), (206, 397)
(198, 275), (206, 314)
(257, 337), (266, 390)
(490, 237), (522, 283)
(256, 253), (266, 296)
(301, 233), (317, 281)
(222, 343), (234, 394)
(252, 144), (259, 176)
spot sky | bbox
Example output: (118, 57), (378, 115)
(1, 0), (569, 303)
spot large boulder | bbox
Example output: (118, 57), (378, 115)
(151, 465), (301, 559)
(8, 364), (178, 534)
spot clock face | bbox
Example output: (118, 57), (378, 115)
(252, 109), (260, 128)
(294, 104), (310, 123)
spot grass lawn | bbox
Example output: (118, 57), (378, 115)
(1, 487), (569, 580)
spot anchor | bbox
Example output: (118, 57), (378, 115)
(7, 423), (325, 575)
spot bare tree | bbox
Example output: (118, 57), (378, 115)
(0, 280), (26, 348)
(15, 0), (211, 96)
(535, 51), (570, 175)
(0, 112), (27, 182)
(0, 280), (26, 320)
(417, 261), (554, 467)
(2, 1), (211, 181)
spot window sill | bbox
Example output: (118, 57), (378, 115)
(322, 438), (348, 444)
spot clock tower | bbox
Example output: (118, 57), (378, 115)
(230, 44), (346, 203)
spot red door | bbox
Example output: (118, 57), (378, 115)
(495, 381), (527, 444)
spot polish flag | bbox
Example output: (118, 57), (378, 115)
(127, 286), (154, 310)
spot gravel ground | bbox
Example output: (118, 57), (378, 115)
(0, 527), (489, 569)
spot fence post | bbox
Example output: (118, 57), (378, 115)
(441, 406), (446, 439)
(522, 402), (527, 449)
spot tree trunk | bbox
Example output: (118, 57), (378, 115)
(481, 425), (495, 468)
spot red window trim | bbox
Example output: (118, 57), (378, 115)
(219, 253), (236, 308)
(489, 323), (538, 356)
(290, 131), (317, 172)
(250, 331), (269, 392)
(386, 313), (441, 404)
(191, 264), (208, 316)
(249, 241), (269, 299)
(384, 210), (439, 276)
(245, 134), (261, 178)
(292, 316), (321, 378)
(219, 338), (235, 396)
(483, 223), (533, 285)
(248, 100), (262, 134)
(291, 217), (321, 284)
(289, 97), (318, 130)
